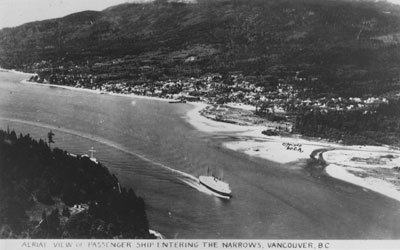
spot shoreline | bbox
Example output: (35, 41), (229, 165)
(7, 69), (35, 76)
(20, 79), (173, 103)
(325, 163), (400, 202)
(321, 149), (400, 202)
(0, 67), (174, 104)
(185, 103), (400, 203)
(12, 71), (400, 203)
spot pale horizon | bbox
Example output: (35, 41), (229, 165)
(0, 0), (154, 29)
(0, 0), (399, 29)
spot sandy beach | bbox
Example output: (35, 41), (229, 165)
(186, 102), (336, 163)
(186, 102), (400, 203)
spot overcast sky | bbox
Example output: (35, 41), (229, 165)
(0, 0), (399, 29)
(0, 0), (153, 29)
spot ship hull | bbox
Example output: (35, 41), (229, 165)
(199, 181), (232, 198)
(199, 176), (232, 199)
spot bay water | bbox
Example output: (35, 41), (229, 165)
(1, 71), (400, 239)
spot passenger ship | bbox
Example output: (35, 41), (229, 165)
(199, 168), (232, 199)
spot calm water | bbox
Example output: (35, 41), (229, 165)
(1, 71), (400, 239)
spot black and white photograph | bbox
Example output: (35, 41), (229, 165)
(1, 0), (400, 248)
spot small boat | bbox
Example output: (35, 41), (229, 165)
(199, 168), (232, 199)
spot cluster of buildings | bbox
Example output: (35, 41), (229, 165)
(290, 96), (389, 113)
(30, 66), (389, 118)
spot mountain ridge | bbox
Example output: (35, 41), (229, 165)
(1, 0), (400, 87)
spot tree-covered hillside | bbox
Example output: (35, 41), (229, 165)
(1, 0), (400, 92)
(0, 129), (152, 239)
(2, 0), (400, 146)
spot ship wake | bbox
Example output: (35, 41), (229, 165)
(0, 118), (198, 183)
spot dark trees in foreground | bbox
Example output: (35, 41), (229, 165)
(0, 129), (152, 239)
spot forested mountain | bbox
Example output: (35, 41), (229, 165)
(1, 0), (400, 88)
(1, 0), (400, 146)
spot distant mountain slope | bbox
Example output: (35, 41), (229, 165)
(1, 0), (400, 82)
